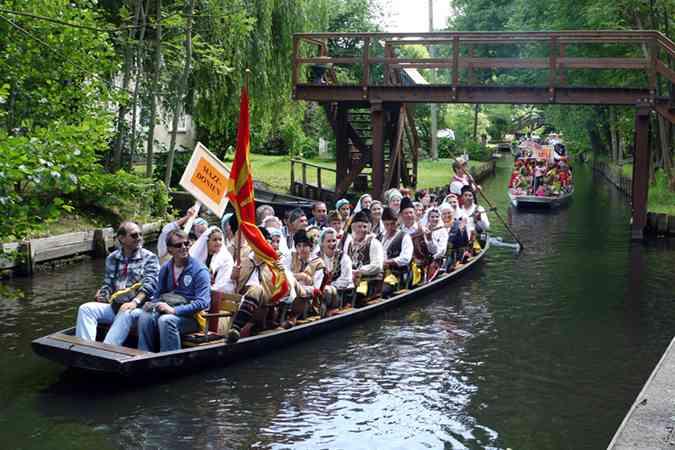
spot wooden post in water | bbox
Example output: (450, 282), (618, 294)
(631, 105), (651, 240)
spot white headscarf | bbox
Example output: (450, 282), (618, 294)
(353, 194), (372, 214)
(420, 206), (440, 227)
(189, 226), (222, 264)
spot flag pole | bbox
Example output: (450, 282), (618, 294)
(233, 69), (250, 266)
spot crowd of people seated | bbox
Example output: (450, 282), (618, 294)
(508, 157), (573, 197)
(73, 158), (490, 353)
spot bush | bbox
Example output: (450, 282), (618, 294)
(438, 139), (457, 158)
(153, 149), (193, 188)
(0, 118), (111, 239)
(464, 141), (492, 162)
(78, 170), (169, 224)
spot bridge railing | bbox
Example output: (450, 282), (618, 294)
(292, 30), (674, 104)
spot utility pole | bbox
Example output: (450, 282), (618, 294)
(428, 0), (438, 160)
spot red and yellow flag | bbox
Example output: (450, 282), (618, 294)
(227, 87), (289, 302)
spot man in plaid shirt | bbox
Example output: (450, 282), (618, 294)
(75, 221), (159, 346)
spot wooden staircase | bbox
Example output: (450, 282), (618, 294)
(322, 102), (420, 196)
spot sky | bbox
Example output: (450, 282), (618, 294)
(381, 0), (453, 33)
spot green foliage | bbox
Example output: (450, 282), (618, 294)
(438, 138), (457, 159)
(154, 150), (193, 188)
(0, 117), (112, 239)
(78, 170), (170, 223)
(464, 141), (493, 162)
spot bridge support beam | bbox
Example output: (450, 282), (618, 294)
(335, 105), (349, 194)
(371, 101), (385, 200)
(631, 106), (651, 240)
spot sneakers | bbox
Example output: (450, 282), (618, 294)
(226, 329), (240, 344)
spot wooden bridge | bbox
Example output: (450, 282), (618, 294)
(291, 30), (675, 239)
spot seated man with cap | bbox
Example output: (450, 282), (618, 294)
(400, 196), (433, 286)
(280, 229), (326, 327)
(380, 207), (413, 298)
(345, 210), (384, 307)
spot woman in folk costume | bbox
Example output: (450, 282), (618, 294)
(369, 200), (385, 241)
(459, 185), (490, 254)
(353, 194), (372, 214)
(263, 215), (289, 257)
(380, 207), (413, 297)
(420, 207), (449, 281)
(317, 227), (354, 316)
(189, 226), (235, 295)
(384, 188), (403, 214)
(280, 229), (326, 327)
(345, 210), (384, 307)
(335, 198), (351, 226)
(220, 213), (238, 258)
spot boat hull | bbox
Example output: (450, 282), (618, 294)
(508, 188), (574, 209)
(32, 242), (489, 377)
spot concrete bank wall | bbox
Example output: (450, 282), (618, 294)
(608, 337), (675, 449)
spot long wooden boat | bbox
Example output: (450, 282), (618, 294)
(508, 187), (574, 208)
(32, 241), (489, 377)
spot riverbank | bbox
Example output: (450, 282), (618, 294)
(592, 160), (675, 237)
(609, 337), (675, 449)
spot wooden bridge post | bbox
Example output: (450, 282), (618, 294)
(371, 101), (385, 200)
(631, 105), (651, 240)
(335, 104), (349, 193)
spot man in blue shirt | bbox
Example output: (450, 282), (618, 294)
(137, 230), (211, 352)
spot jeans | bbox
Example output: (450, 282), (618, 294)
(75, 302), (142, 346)
(137, 311), (200, 352)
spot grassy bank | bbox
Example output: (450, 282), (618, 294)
(248, 154), (485, 193)
(613, 164), (675, 215)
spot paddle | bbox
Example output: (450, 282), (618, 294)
(466, 172), (525, 252)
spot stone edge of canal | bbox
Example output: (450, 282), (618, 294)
(608, 337), (675, 449)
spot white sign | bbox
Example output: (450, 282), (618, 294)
(179, 142), (230, 217)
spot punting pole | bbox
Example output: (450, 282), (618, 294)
(468, 173), (524, 252)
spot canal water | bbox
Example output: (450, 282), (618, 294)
(1, 158), (673, 450)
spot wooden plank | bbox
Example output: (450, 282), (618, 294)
(50, 333), (149, 357)
(362, 37), (371, 89)
(656, 60), (675, 84)
(557, 57), (648, 69)
(461, 57), (548, 69)
(30, 231), (96, 263)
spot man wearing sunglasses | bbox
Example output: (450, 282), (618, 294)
(75, 221), (159, 345)
(136, 230), (211, 352)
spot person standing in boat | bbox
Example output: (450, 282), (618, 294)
(380, 207), (413, 297)
(345, 210), (383, 307)
(136, 230), (211, 352)
(449, 157), (480, 203)
(75, 221), (159, 345)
